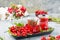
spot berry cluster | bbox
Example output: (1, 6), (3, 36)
(9, 20), (48, 37)
(8, 4), (26, 18)
(41, 35), (60, 40)
(35, 10), (47, 16)
(9, 26), (27, 37)
(9, 25), (40, 37)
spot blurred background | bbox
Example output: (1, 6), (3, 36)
(0, 0), (60, 16)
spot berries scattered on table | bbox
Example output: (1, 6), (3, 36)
(56, 35), (60, 40)
(41, 35), (60, 40)
(41, 36), (46, 40)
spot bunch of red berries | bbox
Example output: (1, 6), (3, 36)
(9, 25), (27, 37)
(8, 4), (26, 18)
(41, 35), (60, 40)
(9, 25), (41, 37)
(35, 10), (47, 16)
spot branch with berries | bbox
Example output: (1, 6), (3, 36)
(35, 10), (47, 17)
(41, 35), (60, 40)
(8, 4), (26, 19)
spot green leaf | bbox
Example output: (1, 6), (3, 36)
(0, 37), (3, 40)
(14, 22), (24, 27)
(40, 28), (45, 32)
(50, 36), (55, 40)
(47, 27), (54, 32)
(8, 30), (11, 34)
(8, 30), (17, 36)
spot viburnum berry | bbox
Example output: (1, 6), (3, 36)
(39, 10), (47, 15)
(16, 31), (21, 37)
(8, 7), (13, 13)
(47, 37), (51, 40)
(10, 26), (15, 30)
(55, 35), (60, 40)
(40, 35), (60, 40)
(25, 24), (33, 34)
(16, 13), (20, 17)
(21, 32), (27, 37)
(9, 26), (17, 33)
(12, 32), (17, 36)
(20, 6), (26, 13)
(35, 10), (40, 16)
(11, 29), (17, 33)
(19, 13), (24, 16)
(16, 12), (24, 17)
(33, 25), (40, 33)
(41, 36), (46, 40)
(15, 9), (20, 13)
(17, 28), (21, 32)
(20, 27), (27, 37)
(35, 10), (47, 16)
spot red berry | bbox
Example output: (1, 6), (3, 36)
(9, 26), (17, 33)
(56, 35), (60, 40)
(35, 10), (40, 16)
(16, 12), (24, 17)
(39, 10), (46, 15)
(33, 25), (40, 33)
(20, 6), (26, 13)
(11, 29), (16, 33)
(41, 36), (46, 40)
(25, 24), (33, 35)
(8, 7), (13, 13)
(19, 13), (24, 16)
(35, 10), (47, 16)
(20, 27), (27, 37)
(15, 9), (20, 13)
(16, 31), (21, 37)
(47, 37), (51, 40)
(18, 28), (21, 32)
(21, 32), (27, 37)
(10, 26), (15, 30)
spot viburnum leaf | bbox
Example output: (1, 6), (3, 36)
(14, 22), (24, 27)
(47, 27), (54, 32)
(8, 30), (11, 34)
(0, 37), (3, 40)
(50, 36), (55, 40)
(40, 28), (43, 32)
(8, 30), (17, 36)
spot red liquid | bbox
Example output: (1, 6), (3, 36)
(40, 18), (48, 22)
(40, 18), (48, 30)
